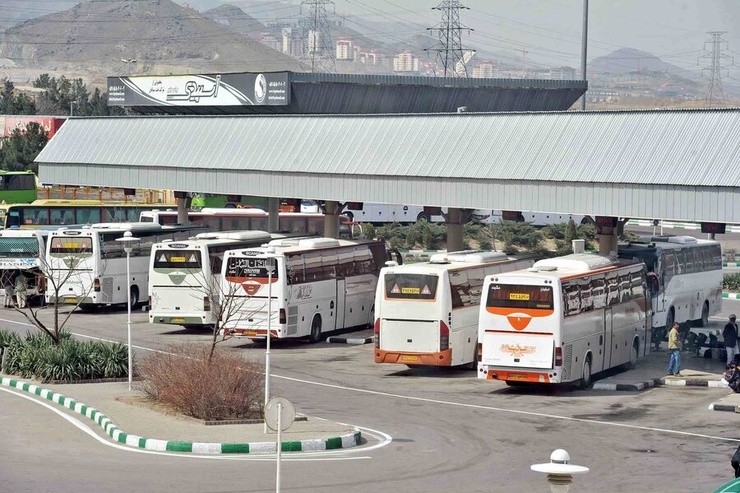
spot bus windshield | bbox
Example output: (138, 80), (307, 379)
(48, 236), (94, 256)
(0, 238), (40, 257)
(152, 250), (203, 269)
(383, 273), (438, 300)
(486, 284), (554, 310)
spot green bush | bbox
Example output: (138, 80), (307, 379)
(724, 273), (740, 292)
(0, 329), (128, 382)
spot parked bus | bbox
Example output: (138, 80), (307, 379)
(343, 203), (446, 224)
(220, 237), (399, 342)
(0, 170), (38, 205)
(140, 208), (357, 238)
(373, 250), (536, 369)
(618, 235), (723, 345)
(149, 230), (303, 330)
(0, 200), (164, 229)
(0, 228), (52, 305)
(46, 223), (206, 310)
(477, 253), (651, 388)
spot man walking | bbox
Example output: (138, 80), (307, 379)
(724, 315), (739, 366)
(666, 322), (682, 376)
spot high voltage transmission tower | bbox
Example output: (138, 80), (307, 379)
(698, 31), (733, 107)
(425, 0), (474, 77)
(301, 0), (336, 73)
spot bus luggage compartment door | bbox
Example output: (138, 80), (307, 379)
(481, 331), (553, 369)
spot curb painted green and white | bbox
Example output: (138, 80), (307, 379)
(723, 292), (740, 300)
(1, 377), (361, 454)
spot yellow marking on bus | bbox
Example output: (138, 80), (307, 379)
(509, 293), (530, 301)
(170, 256), (186, 263)
(401, 287), (420, 294)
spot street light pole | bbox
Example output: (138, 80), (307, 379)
(70, 100), (77, 116)
(264, 257), (275, 433)
(121, 58), (137, 75)
(116, 230), (140, 391)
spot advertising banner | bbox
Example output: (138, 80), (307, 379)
(4, 117), (66, 138)
(107, 72), (290, 107)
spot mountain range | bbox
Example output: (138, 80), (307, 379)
(0, 0), (728, 99)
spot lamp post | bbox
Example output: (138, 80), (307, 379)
(116, 230), (140, 391)
(263, 256), (275, 433)
(531, 449), (589, 493)
(121, 58), (137, 75)
(70, 100), (77, 116)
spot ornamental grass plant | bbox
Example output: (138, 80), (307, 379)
(137, 343), (264, 421)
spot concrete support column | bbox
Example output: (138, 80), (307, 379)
(446, 207), (464, 253)
(597, 226), (618, 256)
(267, 197), (280, 233)
(176, 196), (189, 225)
(323, 200), (341, 239)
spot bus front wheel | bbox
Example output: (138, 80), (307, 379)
(627, 340), (639, 370)
(308, 315), (322, 344)
(697, 301), (709, 327)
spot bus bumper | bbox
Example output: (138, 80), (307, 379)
(149, 315), (207, 326)
(479, 367), (554, 384)
(375, 348), (452, 366)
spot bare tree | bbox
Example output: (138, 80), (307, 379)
(1, 242), (97, 345)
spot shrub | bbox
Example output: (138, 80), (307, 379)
(725, 273), (740, 292)
(138, 344), (264, 421)
(0, 329), (128, 382)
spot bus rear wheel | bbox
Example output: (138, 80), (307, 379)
(129, 286), (139, 309)
(579, 356), (592, 389)
(627, 341), (639, 370)
(308, 315), (322, 344)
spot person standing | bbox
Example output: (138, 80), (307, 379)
(724, 315), (739, 366)
(666, 322), (683, 376)
(14, 274), (27, 309)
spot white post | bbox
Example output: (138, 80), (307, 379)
(116, 231), (139, 392)
(264, 259), (273, 433)
(276, 401), (282, 493)
(126, 247), (132, 390)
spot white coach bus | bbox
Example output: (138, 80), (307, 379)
(477, 254), (650, 388)
(373, 250), (535, 369)
(46, 223), (205, 310)
(148, 230), (315, 330)
(221, 237), (397, 343)
(618, 235), (723, 346)
(0, 228), (53, 306)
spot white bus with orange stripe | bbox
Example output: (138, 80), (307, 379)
(373, 251), (535, 368)
(220, 237), (397, 343)
(477, 254), (651, 388)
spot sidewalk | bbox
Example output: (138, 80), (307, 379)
(591, 343), (740, 413)
(0, 376), (361, 454)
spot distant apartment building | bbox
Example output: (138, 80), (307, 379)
(472, 62), (498, 78)
(257, 33), (280, 53)
(281, 28), (303, 57)
(393, 52), (419, 73)
(550, 66), (577, 80)
(358, 51), (380, 66)
(336, 38), (354, 60)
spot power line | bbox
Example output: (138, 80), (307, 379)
(301, 0), (336, 73)
(425, 0), (474, 77)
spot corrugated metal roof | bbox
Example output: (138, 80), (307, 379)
(37, 109), (740, 188)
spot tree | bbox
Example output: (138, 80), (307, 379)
(0, 123), (49, 172)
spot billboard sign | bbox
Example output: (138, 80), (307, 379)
(3, 117), (67, 138)
(107, 72), (290, 107)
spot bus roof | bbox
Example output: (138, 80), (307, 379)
(429, 250), (510, 265)
(194, 230), (272, 241)
(232, 237), (375, 255)
(51, 222), (165, 234)
(627, 235), (720, 249)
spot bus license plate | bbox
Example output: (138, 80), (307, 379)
(245, 330), (258, 337)
(509, 373), (528, 381)
(65, 298), (78, 304)
(400, 355), (420, 363)
(171, 318), (185, 323)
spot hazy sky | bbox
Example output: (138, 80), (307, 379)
(322, 0), (740, 72)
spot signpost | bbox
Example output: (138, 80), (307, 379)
(265, 396), (295, 493)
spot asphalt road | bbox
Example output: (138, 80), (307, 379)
(2, 297), (740, 492)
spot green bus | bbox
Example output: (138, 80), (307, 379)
(0, 170), (38, 204)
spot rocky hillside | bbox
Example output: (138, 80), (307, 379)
(0, 0), (308, 87)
